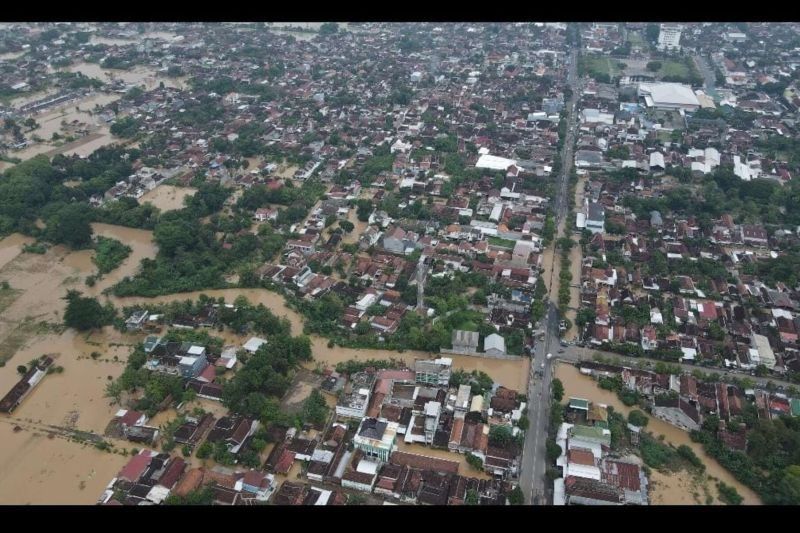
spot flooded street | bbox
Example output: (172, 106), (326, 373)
(139, 185), (197, 212)
(554, 362), (761, 504)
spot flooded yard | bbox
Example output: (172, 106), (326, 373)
(554, 362), (761, 504)
(139, 185), (197, 212)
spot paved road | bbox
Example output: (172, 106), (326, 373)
(556, 344), (797, 390)
(519, 44), (579, 506)
(693, 54), (718, 100)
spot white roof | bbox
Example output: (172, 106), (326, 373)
(476, 154), (517, 171)
(356, 459), (380, 475)
(146, 485), (171, 504)
(649, 151), (665, 168)
(424, 401), (441, 417)
(638, 82), (700, 108)
(484, 333), (506, 353)
(179, 355), (199, 366)
(243, 337), (267, 352)
(187, 345), (205, 356)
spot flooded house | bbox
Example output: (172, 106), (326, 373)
(0, 355), (54, 414)
(205, 416), (260, 456)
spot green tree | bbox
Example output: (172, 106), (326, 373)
(717, 482), (743, 505)
(196, 441), (213, 459)
(62, 290), (114, 331)
(488, 425), (513, 447)
(628, 410), (649, 427)
(546, 440), (563, 462)
(645, 24), (660, 43)
(508, 486), (525, 505)
(45, 204), (93, 248)
(16, 365), (27, 375)
(552, 378), (564, 402)
(466, 452), (483, 471)
(465, 489), (479, 505)
(301, 389), (330, 427)
(319, 22), (339, 35)
(339, 220), (355, 233)
(164, 486), (215, 505)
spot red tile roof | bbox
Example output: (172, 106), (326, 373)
(118, 451), (152, 482)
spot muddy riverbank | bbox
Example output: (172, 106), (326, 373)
(554, 362), (761, 504)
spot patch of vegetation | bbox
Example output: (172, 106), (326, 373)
(690, 414), (800, 504)
(164, 486), (215, 505)
(717, 481), (743, 505)
(22, 242), (47, 254)
(63, 290), (116, 331)
(487, 236), (516, 249)
(466, 452), (483, 471)
(300, 389), (329, 428)
(92, 236), (132, 275)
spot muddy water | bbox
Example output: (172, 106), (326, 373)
(0, 424), (127, 504)
(59, 62), (188, 91)
(139, 185), (197, 212)
(62, 129), (116, 158)
(88, 223), (157, 294)
(0, 234), (35, 271)
(554, 362), (761, 504)
(11, 92), (122, 164)
(112, 286), (530, 392)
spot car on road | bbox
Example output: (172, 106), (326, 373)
(558, 349), (565, 354)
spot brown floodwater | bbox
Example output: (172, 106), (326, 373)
(90, 223), (157, 290)
(138, 185), (197, 212)
(0, 423), (127, 504)
(554, 363), (761, 504)
(0, 218), (532, 502)
(0, 234), (35, 271)
(113, 285), (531, 392)
(59, 62), (187, 91)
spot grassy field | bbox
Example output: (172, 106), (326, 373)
(626, 31), (648, 50)
(583, 55), (623, 78)
(488, 236), (516, 249)
(660, 60), (690, 78)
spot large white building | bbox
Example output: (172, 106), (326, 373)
(638, 82), (700, 112)
(657, 24), (682, 51)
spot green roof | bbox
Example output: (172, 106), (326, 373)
(570, 424), (611, 446)
(568, 398), (589, 410)
(791, 398), (800, 417)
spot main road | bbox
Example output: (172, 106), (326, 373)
(519, 43), (579, 505)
